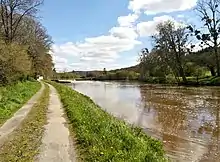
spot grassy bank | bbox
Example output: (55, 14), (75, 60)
(185, 76), (220, 86)
(142, 76), (220, 86)
(49, 81), (168, 162)
(0, 83), (49, 162)
(90, 76), (220, 86)
(0, 81), (41, 126)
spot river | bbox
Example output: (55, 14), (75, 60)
(70, 81), (220, 162)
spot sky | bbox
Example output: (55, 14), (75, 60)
(40, 0), (200, 72)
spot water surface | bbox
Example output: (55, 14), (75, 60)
(71, 81), (220, 162)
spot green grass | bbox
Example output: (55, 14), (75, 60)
(0, 81), (41, 126)
(182, 76), (220, 86)
(0, 83), (49, 162)
(49, 81), (168, 162)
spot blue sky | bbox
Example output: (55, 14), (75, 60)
(40, 0), (199, 71)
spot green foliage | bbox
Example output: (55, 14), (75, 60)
(143, 77), (167, 84)
(187, 0), (220, 76)
(95, 70), (140, 81)
(0, 81), (41, 125)
(0, 84), (49, 162)
(137, 18), (220, 85)
(53, 72), (81, 79)
(184, 62), (206, 77)
(0, 1), (53, 85)
(0, 42), (31, 84)
(186, 49), (216, 76)
(208, 77), (220, 85)
(49, 81), (168, 162)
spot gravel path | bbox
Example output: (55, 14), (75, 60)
(36, 84), (76, 162)
(0, 82), (44, 145)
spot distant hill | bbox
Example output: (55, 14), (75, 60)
(73, 64), (140, 77)
(73, 70), (103, 77)
(109, 64), (140, 73)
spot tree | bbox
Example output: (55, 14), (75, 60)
(186, 48), (216, 76)
(139, 48), (149, 80)
(139, 48), (168, 78)
(153, 21), (188, 83)
(13, 17), (53, 78)
(0, 42), (31, 84)
(0, 0), (53, 85)
(103, 68), (107, 74)
(188, 0), (220, 76)
(0, 0), (43, 43)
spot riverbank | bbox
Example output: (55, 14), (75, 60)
(0, 81), (41, 126)
(77, 76), (220, 86)
(49, 81), (168, 162)
(0, 84), (49, 162)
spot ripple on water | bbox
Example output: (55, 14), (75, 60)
(71, 81), (220, 162)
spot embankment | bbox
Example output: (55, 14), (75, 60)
(0, 81), (41, 126)
(49, 81), (168, 162)
(0, 83), (49, 162)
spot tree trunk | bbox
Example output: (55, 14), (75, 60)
(208, 66), (216, 76)
(179, 66), (187, 83)
(214, 42), (220, 76)
(175, 53), (187, 83)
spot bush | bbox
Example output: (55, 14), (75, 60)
(209, 77), (220, 85)
(27, 76), (37, 82)
(142, 77), (167, 84)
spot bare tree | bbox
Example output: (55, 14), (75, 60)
(188, 0), (220, 76)
(0, 0), (43, 43)
(139, 48), (149, 80)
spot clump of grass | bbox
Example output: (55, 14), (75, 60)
(50, 81), (168, 162)
(0, 84), (49, 162)
(0, 81), (41, 126)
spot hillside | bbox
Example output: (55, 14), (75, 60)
(109, 64), (140, 73)
(73, 64), (140, 78)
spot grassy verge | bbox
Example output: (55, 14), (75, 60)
(138, 76), (220, 86)
(0, 83), (49, 162)
(0, 81), (41, 126)
(49, 81), (168, 162)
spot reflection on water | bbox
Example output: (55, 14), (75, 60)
(71, 81), (220, 162)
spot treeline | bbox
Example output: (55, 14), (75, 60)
(0, 0), (53, 85)
(52, 70), (81, 80)
(139, 0), (220, 85)
(78, 68), (140, 81)
(87, 0), (220, 85)
(95, 70), (140, 81)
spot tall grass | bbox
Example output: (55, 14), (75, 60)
(50, 81), (168, 162)
(0, 81), (41, 126)
(0, 84), (49, 162)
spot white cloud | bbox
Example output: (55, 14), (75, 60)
(177, 14), (185, 18)
(51, 35), (142, 71)
(53, 56), (68, 64)
(51, 0), (197, 71)
(137, 15), (184, 37)
(81, 35), (141, 53)
(117, 14), (139, 27)
(189, 40), (215, 52)
(128, 0), (197, 14)
(110, 27), (138, 40)
(51, 55), (71, 72)
(51, 42), (79, 56)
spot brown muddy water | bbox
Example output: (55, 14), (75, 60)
(71, 81), (220, 162)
